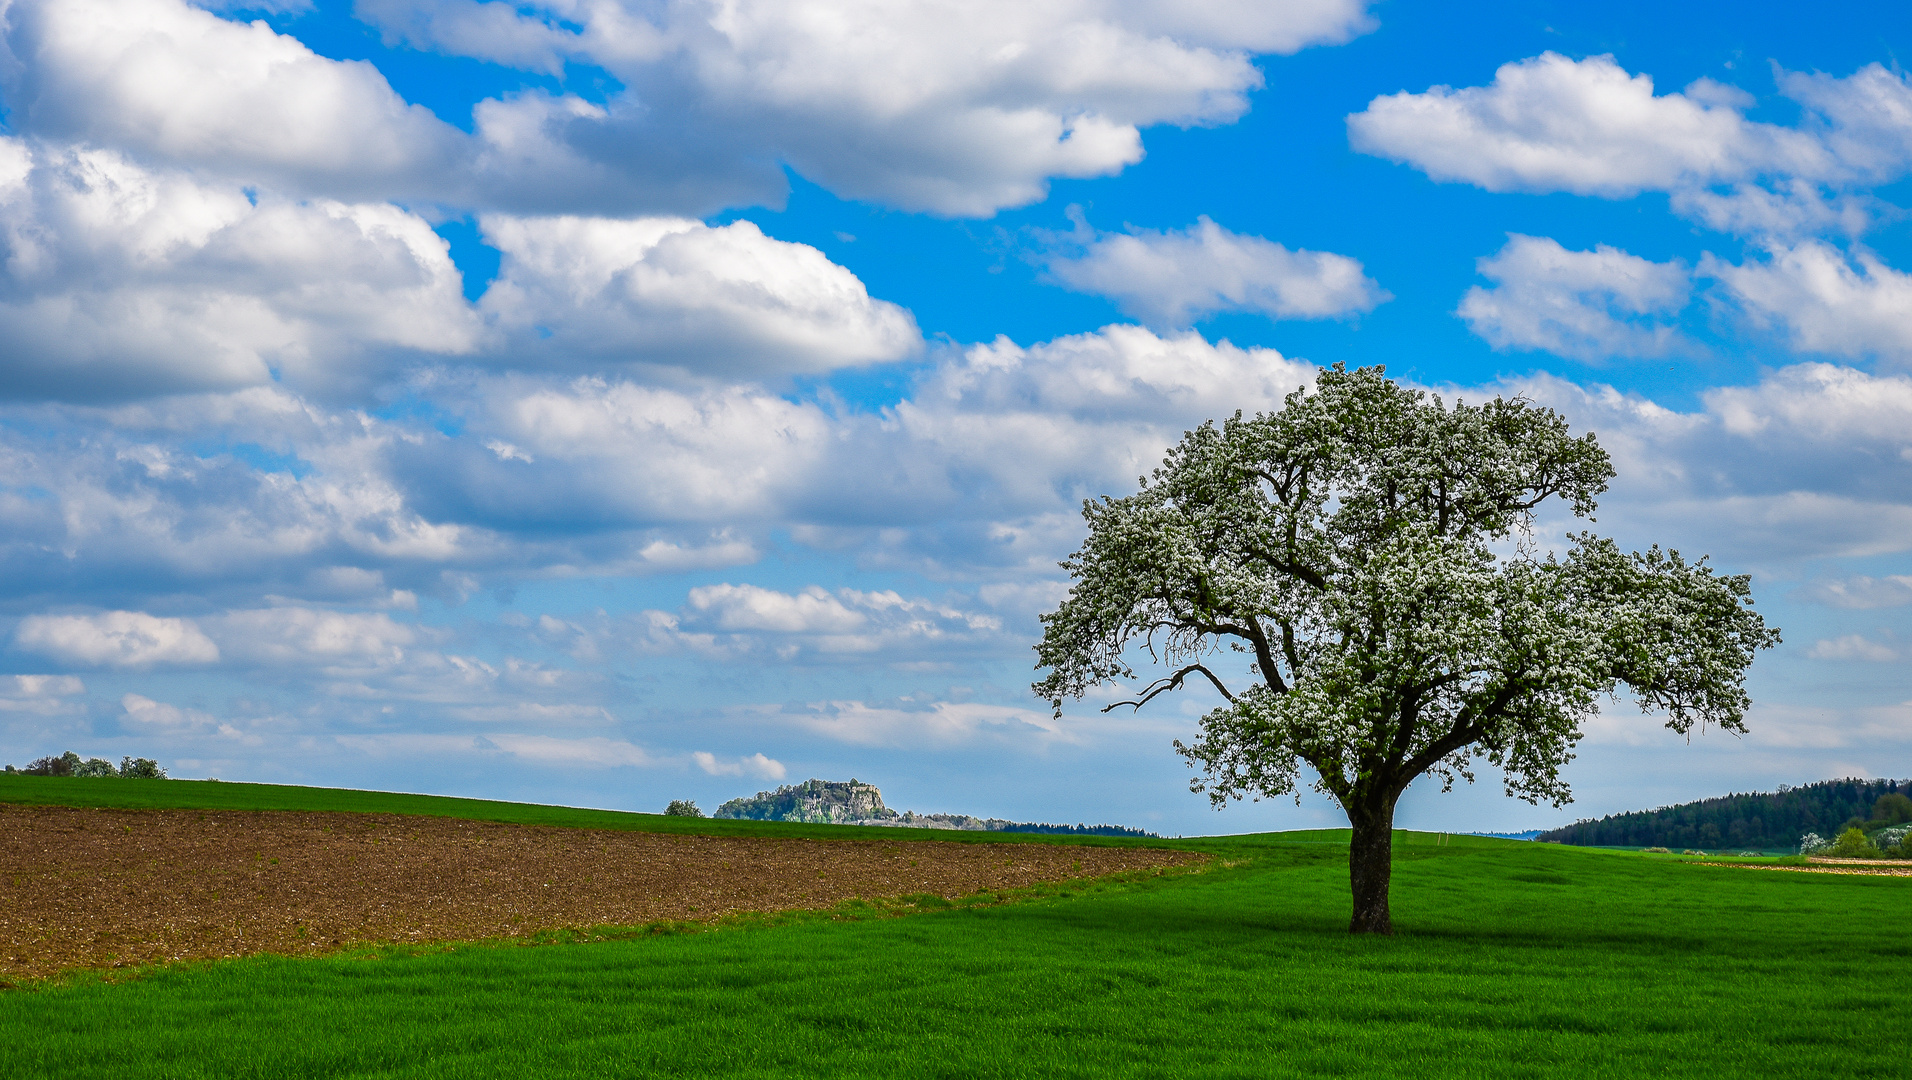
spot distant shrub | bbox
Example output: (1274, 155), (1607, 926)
(1797, 832), (1830, 854)
(1828, 827), (1879, 859)
(74, 757), (118, 778)
(1642, 846), (1670, 853)
(119, 757), (166, 779)
(664, 799), (704, 817)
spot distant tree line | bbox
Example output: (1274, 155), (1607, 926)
(1540, 778), (1911, 850)
(994, 823), (1158, 838)
(4, 751), (167, 779)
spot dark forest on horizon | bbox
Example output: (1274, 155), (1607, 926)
(1541, 778), (1912, 850)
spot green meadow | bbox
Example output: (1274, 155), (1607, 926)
(3, 780), (1905, 1078)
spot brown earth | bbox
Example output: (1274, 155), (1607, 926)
(0, 804), (1199, 980)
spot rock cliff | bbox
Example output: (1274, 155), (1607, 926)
(715, 779), (899, 825)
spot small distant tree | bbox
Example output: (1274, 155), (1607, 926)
(24, 754), (73, 777)
(1035, 365), (1778, 934)
(664, 799), (704, 817)
(119, 757), (167, 779)
(74, 757), (118, 778)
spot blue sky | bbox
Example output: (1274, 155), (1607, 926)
(1, 0), (1910, 835)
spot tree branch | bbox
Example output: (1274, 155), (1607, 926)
(1393, 680), (1522, 790)
(1239, 619), (1288, 693)
(1243, 545), (1329, 591)
(1101, 663), (1237, 713)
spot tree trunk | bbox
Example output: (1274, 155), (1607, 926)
(1347, 799), (1397, 935)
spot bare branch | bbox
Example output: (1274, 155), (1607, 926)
(1101, 663), (1237, 713)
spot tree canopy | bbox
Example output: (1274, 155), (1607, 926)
(1034, 365), (1778, 933)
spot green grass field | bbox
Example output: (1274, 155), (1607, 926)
(3, 779), (1904, 1078)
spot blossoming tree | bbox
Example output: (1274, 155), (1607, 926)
(1034, 365), (1778, 934)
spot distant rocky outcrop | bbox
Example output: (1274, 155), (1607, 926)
(714, 778), (1157, 838)
(716, 779), (897, 825)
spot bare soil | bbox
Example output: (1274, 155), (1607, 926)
(0, 804), (1198, 980)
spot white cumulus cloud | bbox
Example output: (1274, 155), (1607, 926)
(1704, 241), (1912, 363)
(1457, 235), (1692, 360)
(691, 750), (786, 780)
(1044, 215), (1387, 327)
(211, 608), (420, 667)
(1703, 362), (1912, 442)
(478, 215), (919, 376)
(0, 674), (86, 716)
(1794, 575), (1912, 609)
(482, 734), (658, 768)
(1350, 54), (1912, 242)
(0, 140), (479, 401)
(120, 692), (222, 732)
(771, 699), (1078, 748)
(0, 674), (84, 698)
(1348, 52), (1826, 197)
(1509, 364), (1912, 566)
(368, 0), (1377, 215)
(36, 0), (1313, 217)
(687, 584), (871, 635)
(2, 0), (464, 200)
(1806, 634), (1900, 662)
(384, 325), (1320, 577)
(419, 376), (836, 526)
(336, 733), (661, 768)
(1778, 63), (1912, 182)
(641, 584), (1004, 659)
(15, 611), (219, 667)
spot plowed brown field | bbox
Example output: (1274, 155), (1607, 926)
(0, 804), (1198, 979)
